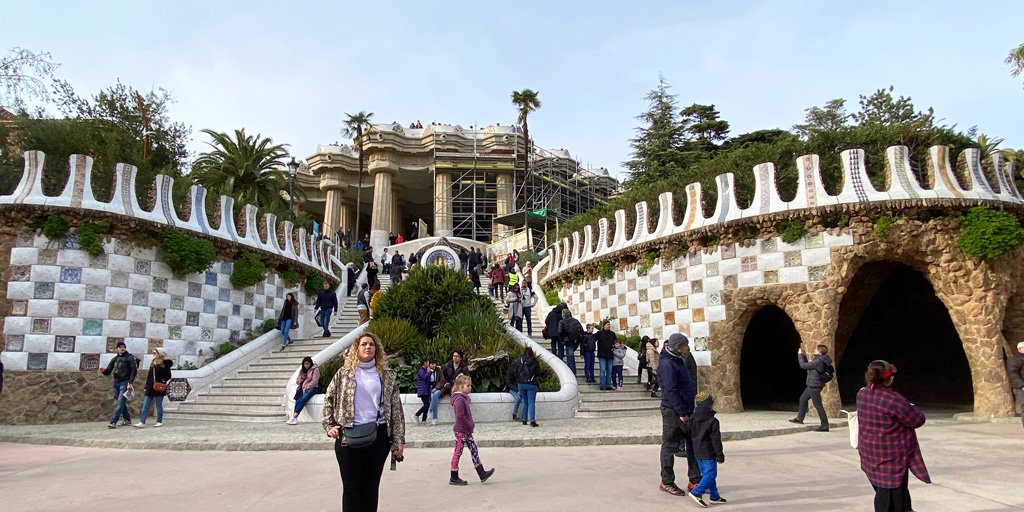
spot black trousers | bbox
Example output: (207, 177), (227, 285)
(796, 386), (828, 427)
(334, 424), (391, 512)
(660, 406), (701, 486)
(646, 368), (659, 392)
(872, 471), (911, 512)
(415, 395), (430, 419)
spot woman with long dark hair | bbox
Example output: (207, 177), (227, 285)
(322, 333), (405, 511)
(278, 292), (299, 351)
(856, 360), (930, 512)
(514, 347), (541, 428)
(287, 356), (319, 425)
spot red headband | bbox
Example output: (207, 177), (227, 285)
(875, 360), (897, 379)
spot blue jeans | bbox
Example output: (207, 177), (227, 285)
(563, 342), (578, 376)
(518, 383), (538, 422)
(522, 306), (533, 335)
(692, 459), (720, 500)
(582, 351), (595, 382)
(508, 389), (522, 417)
(140, 394), (163, 424)
(511, 315), (523, 332)
(429, 389), (442, 420)
(550, 338), (564, 362)
(612, 365), (623, 387)
(598, 357), (613, 389)
(279, 319), (292, 347)
(1014, 389), (1024, 432)
(319, 309), (332, 336)
(294, 387), (317, 414)
(110, 380), (131, 424)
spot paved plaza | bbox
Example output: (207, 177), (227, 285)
(0, 416), (1021, 511)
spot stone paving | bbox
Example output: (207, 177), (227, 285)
(0, 410), (847, 450)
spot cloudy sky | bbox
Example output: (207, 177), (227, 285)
(4, 1), (1022, 180)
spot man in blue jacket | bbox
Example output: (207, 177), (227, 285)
(658, 333), (702, 496)
(314, 281), (338, 337)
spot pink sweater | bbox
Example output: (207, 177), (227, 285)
(297, 364), (320, 392)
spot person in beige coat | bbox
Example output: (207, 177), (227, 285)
(646, 338), (660, 397)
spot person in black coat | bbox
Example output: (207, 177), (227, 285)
(366, 261), (379, 290)
(657, 333), (702, 495)
(314, 281), (338, 337)
(594, 322), (617, 391)
(346, 263), (357, 296)
(1008, 341), (1024, 432)
(136, 348), (174, 427)
(544, 303), (567, 362)
(514, 347), (542, 427)
(789, 344), (833, 431)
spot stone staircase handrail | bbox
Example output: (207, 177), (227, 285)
(170, 328), (285, 403)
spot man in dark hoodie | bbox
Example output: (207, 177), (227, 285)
(658, 333), (702, 496)
(99, 341), (138, 429)
(789, 344), (833, 432)
(1007, 341), (1024, 432)
(688, 391), (727, 507)
(544, 303), (567, 362)
(314, 281), (338, 337)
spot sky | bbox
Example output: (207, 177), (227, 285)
(3, 1), (1022, 181)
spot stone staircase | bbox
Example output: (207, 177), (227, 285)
(164, 275), (390, 423)
(479, 273), (659, 419)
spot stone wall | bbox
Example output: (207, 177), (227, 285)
(0, 371), (149, 425)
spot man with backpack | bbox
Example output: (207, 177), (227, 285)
(789, 344), (834, 432)
(557, 308), (584, 377)
(99, 341), (138, 429)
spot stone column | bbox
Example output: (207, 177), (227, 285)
(434, 172), (453, 238)
(340, 203), (353, 233)
(320, 173), (347, 240)
(494, 172), (514, 239)
(369, 167), (395, 257)
(391, 185), (404, 236)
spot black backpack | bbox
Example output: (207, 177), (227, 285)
(516, 358), (535, 384)
(564, 319), (584, 343)
(818, 362), (835, 384)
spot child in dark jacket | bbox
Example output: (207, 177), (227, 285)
(449, 374), (496, 486)
(414, 358), (436, 424)
(689, 391), (727, 507)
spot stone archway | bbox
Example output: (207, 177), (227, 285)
(739, 305), (805, 410)
(835, 261), (972, 410)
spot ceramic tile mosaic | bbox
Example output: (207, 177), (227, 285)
(692, 308), (705, 322)
(32, 318), (51, 334)
(16, 231), (34, 247)
(217, 315), (228, 328)
(108, 303), (127, 320)
(202, 328), (213, 341)
(170, 295), (184, 310)
(85, 284), (105, 301)
(740, 256), (758, 273)
(111, 271), (129, 288)
(62, 234), (81, 250)
(205, 272), (218, 286)
(82, 318), (103, 336)
(230, 330), (240, 343)
(721, 244), (736, 259)
(231, 304), (241, 315)
(187, 312), (200, 326)
(218, 287), (231, 301)
(34, 282), (54, 299)
(638, 289), (648, 302)
(763, 269), (779, 284)
(690, 280), (703, 293)
(11, 300), (28, 316)
(79, 353), (100, 371)
(54, 335), (75, 352)
(134, 259), (151, 275)
(151, 308), (166, 323)
(708, 291), (721, 306)
(220, 261), (233, 274)
(132, 290), (149, 306)
(688, 252), (701, 266)
(706, 262), (719, 277)
(11, 265), (31, 281)
(27, 353), (48, 370)
(809, 265), (828, 281)
(805, 233), (824, 249)
(113, 240), (132, 256)
(664, 311), (675, 324)
(58, 300), (79, 318)
(723, 274), (738, 289)
(243, 318), (252, 330)
(128, 322), (145, 337)
(184, 341), (197, 355)
(148, 338), (163, 351)
(106, 337), (123, 353)
(244, 292), (254, 305)
(761, 238), (777, 253)
(89, 253), (108, 269)
(153, 277), (168, 293)
(5, 334), (25, 351)
(38, 249), (58, 265)
(187, 282), (203, 298)
(784, 251), (802, 267)
(168, 325), (182, 338)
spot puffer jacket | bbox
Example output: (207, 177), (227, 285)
(1007, 352), (1024, 390)
(646, 344), (660, 373)
(799, 353), (833, 389)
(451, 392), (475, 434)
(297, 363), (320, 392)
(612, 346), (626, 366)
(416, 366), (434, 396)
(658, 349), (695, 416)
(545, 304), (566, 340)
(691, 397), (725, 463)
(321, 365), (405, 448)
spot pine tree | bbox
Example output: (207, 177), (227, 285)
(623, 75), (687, 189)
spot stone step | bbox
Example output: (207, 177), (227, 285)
(578, 398), (661, 409)
(210, 384), (285, 393)
(247, 362), (304, 371)
(222, 377), (291, 386)
(235, 369), (296, 379)
(259, 351), (325, 361)
(162, 410), (285, 423)
(176, 401), (287, 413)
(577, 390), (655, 400)
(194, 393), (283, 403)
(574, 407), (660, 419)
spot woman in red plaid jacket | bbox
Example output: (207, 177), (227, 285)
(856, 360), (930, 512)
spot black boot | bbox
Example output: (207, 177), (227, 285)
(450, 470), (468, 486)
(475, 465), (495, 482)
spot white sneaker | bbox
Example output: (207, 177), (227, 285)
(133, 422), (145, 428)
(287, 417), (298, 425)
(431, 419), (437, 426)
(153, 422), (162, 427)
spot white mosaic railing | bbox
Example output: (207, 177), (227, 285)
(540, 145), (1021, 284)
(0, 151), (338, 280)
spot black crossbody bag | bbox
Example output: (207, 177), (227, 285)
(344, 378), (384, 449)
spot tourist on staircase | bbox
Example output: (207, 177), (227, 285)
(278, 292), (300, 351)
(459, 248), (469, 274)
(322, 333), (405, 512)
(520, 282), (537, 336)
(366, 260), (379, 289)
(522, 261), (533, 286)
(789, 344), (833, 432)
(314, 281), (338, 338)
(646, 339), (661, 398)
(381, 248), (390, 274)
(468, 247), (481, 275)
(658, 334), (702, 497)
(288, 357), (319, 425)
(356, 283), (371, 325)
(595, 322), (616, 391)
(505, 284), (524, 332)
(99, 341), (138, 429)
(513, 347), (541, 427)
(557, 308), (584, 377)
(470, 267), (481, 295)
(414, 358), (437, 425)
(611, 339), (626, 390)
(449, 374), (496, 485)
(638, 336), (650, 384)
(489, 264), (506, 299)
(390, 252), (404, 284)
(581, 324), (597, 383)
(135, 348), (172, 428)
(545, 303), (567, 362)
(1006, 341), (1024, 432)
(346, 263), (357, 296)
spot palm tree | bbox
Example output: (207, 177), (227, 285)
(191, 128), (296, 216)
(343, 111), (374, 240)
(511, 89), (541, 197)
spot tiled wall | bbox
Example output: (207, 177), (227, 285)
(558, 231), (854, 361)
(2, 233), (306, 372)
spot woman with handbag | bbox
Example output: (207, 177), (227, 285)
(278, 292), (300, 351)
(135, 348), (172, 428)
(287, 357), (319, 425)
(505, 284), (523, 332)
(322, 332), (406, 512)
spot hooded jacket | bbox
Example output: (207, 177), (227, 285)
(1007, 351), (1024, 390)
(691, 397), (725, 463)
(544, 304), (566, 340)
(102, 351), (138, 382)
(297, 363), (320, 392)
(451, 392), (475, 434)
(658, 349), (695, 416)
(799, 353), (833, 389)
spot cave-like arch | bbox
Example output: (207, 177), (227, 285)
(740, 305), (805, 410)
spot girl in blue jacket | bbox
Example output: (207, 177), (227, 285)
(414, 358), (436, 424)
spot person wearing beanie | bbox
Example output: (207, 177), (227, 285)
(687, 392), (727, 507)
(789, 344), (834, 432)
(136, 347), (174, 428)
(99, 341), (138, 429)
(658, 333), (703, 497)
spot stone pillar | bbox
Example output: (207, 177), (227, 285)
(434, 172), (453, 238)
(340, 203), (353, 233)
(494, 173), (514, 239)
(391, 186), (404, 236)
(320, 174), (347, 240)
(369, 167), (395, 257)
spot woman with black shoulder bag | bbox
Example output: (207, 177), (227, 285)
(322, 332), (406, 512)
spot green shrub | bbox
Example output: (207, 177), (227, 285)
(537, 368), (560, 392)
(570, 271), (584, 284)
(780, 220), (807, 244)
(418, 335), (455, 367)
(161, 229), (216, 276)
(442, 299), (511, 357)
(873, 213), (896, 240)
(305, 273), (326, 297)
(373, 265), (488, 339)
(517, 250), (542, 268)
(337, 248), (365, 272)
(706, 234), (721, 247)
(599, 261), (616, 280)
(368, 317), (427, 358)
(822, 213), (850, 229)
(637, 249), (660, 276)
(318, 356), (344, 393)
(394, 364), (418, 394)
(282, 268), (301, 287)
(231, 251), (267, 288)
(956, 206), (1024, 260)
(130, 229), (161, 249)
(543, 286), (561, 306)
(30, 215), (68, 241)
(616, 333), (643, 352)
(261, 318), (278, 334)
(216, 342), (234, 358)
(738, 224), (760, 240)
(78, 221), (110, 257)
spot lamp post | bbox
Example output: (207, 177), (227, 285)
(287, 157), (299, 222)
